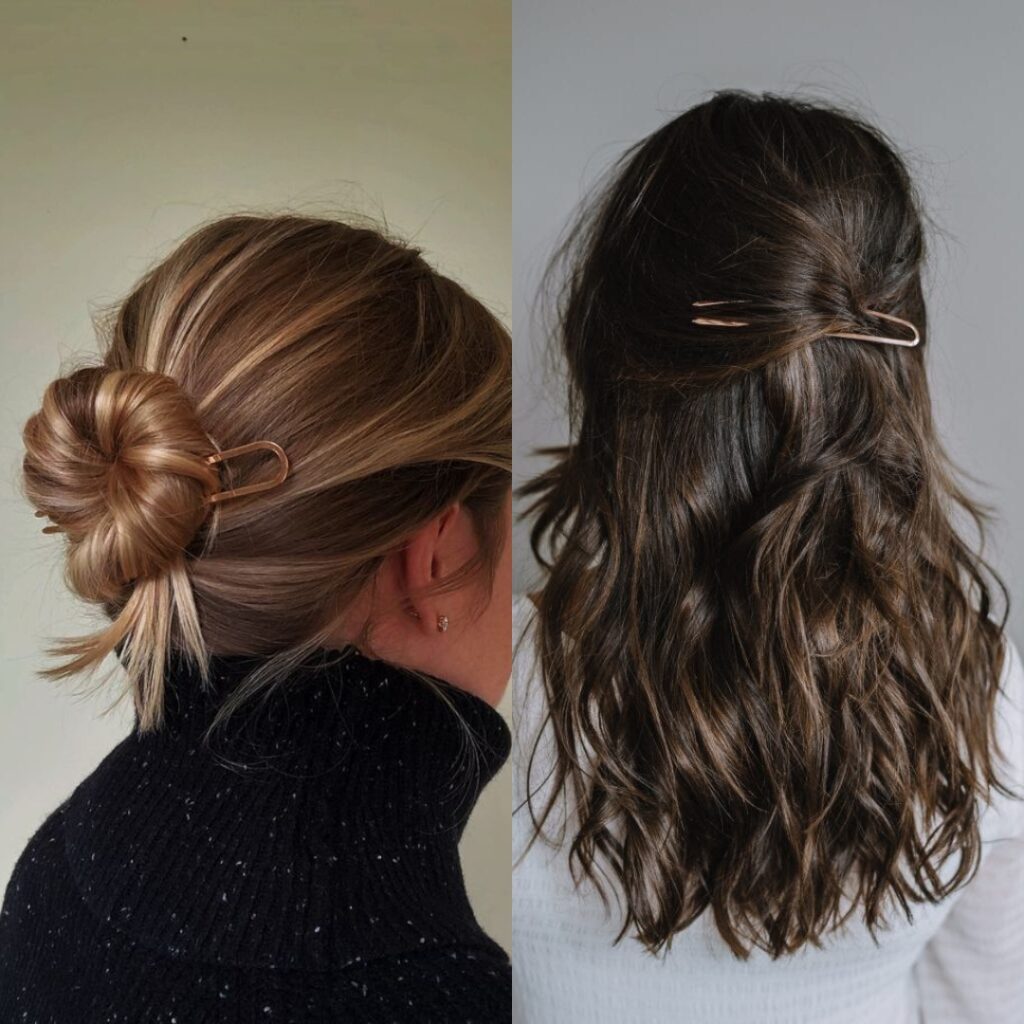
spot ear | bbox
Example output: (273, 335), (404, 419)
(397, 503), (461, 634)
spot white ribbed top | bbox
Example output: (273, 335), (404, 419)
(512, 595), (1024, 1023)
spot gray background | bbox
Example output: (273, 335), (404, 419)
(512, 0), (1024, 649)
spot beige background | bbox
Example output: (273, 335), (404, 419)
(0, 2), (511, 949)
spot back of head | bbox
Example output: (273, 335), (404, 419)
(23, 214), (511, 731)
(522, 92), (1009, 958)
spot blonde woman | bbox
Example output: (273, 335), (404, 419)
(0, 215), (512, 1022)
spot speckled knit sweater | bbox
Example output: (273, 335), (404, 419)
(0, 648), (511, 1023)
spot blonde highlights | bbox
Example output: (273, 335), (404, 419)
(22, 214), (511, 730)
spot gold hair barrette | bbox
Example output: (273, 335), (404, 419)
(691, 301), (920, 348)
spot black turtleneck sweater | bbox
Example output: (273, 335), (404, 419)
(0, 648), (511, 1023)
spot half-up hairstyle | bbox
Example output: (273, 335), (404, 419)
(22, 214), (511, 731)
(519, 92), (1011, 958)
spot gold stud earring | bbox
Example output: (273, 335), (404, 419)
(436, 614), (449, 633)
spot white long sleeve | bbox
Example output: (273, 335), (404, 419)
(912, 639), (1024, 1023)
(513, 595), (1024, 1024)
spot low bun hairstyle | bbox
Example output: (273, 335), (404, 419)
(521, 93), (1010, 958)
(22, 214), (511, 732)
(25, 369), (221, 601)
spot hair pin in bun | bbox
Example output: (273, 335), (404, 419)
(34, 509), (63, 535)
(203, 439), (290, 505)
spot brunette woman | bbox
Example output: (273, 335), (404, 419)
(513, 92), (1023, 1023)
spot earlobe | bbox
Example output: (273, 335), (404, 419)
(404, 605), (450, 635)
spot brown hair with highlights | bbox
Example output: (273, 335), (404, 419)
(520, 92), (1011, 958)
(22, 214), (511, 731)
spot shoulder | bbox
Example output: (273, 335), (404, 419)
(980, 632), (1024, 841)
(511, 594), (550, 804)
(512, 592), (537, 644)
(516, 589), (540, 700)
(512, 593), (544, 729)
(0, 802), (71, 953)
(994, 634), (1024, 785)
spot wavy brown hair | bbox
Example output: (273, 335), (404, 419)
(519, 92), (1011, 959)
(21, 213), (510, 732)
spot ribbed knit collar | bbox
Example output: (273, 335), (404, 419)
(61, 648), (510, 970)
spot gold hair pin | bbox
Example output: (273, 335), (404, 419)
(691, 300), (920, 348)
(203, 440), (290, 505)
(34, 511), (62, 535)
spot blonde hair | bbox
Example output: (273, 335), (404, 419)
(21, 214), (511, 731)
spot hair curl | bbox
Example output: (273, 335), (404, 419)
(519, 91), (1011, 959)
